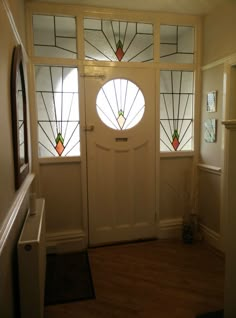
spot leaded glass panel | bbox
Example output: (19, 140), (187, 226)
(35, 66), (80, 157)
(96, 79), (145, 130)
(33, 15), (77, 59)
(84, 18), (153, 62)
(17, 80), (25, 164)
(160, 25), (194, 63)
(160, 70), (194, 151)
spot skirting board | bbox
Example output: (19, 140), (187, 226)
(200, 223), (221, 251)
(46, 230), (87, 254)
(159, 218), (183, 239)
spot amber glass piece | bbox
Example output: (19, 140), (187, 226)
(117, 112), (125, 129)
(55, 139), (65, 156)
(116, 40), (124, 61)
(55, 133), (65, 155)
(172, 130), (180, 151)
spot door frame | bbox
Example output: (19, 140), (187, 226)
(79, 63), (160, 246)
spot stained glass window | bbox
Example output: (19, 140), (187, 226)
(35, 66), (80, 157)
(160, 25), (194, 63)
(160, 70), (194, 151)
(96, 79), (145, 130)
(33, 15), (77, 59)
(84, 18), (153, 62)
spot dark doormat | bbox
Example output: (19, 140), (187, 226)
(196, 309), (224, 318)
(44, 251), (95, 306)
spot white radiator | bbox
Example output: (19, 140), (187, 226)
(18, 198), (46, 318)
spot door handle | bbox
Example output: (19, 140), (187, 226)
(83, 125), (94, 132)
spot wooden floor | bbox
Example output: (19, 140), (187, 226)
(44, 240), (225, 318)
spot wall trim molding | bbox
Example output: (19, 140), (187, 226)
(202, 52), (236, 71)
(222, 120), (236, 130)
(197, 163), (222, 175)
(159, 217), (183, 239)
(46, 229), (87, 253)
(2, 0), (27, 58)
(0, 174), (35, 255)
(200, 223), (221, 251)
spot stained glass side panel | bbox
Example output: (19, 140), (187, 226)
(96, 79), (145, 130)
(160, 25), (194, 63)
(35, 66), (80, 157)
(17, 87), (25, 164)
(33, 15), (77, 59)
(84, 18), (153, 62)
(160, 70), (194, 152)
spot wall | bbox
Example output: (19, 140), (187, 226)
(7, 0), (26, 46)
(0, 0), (17, 230)
(203, 1), (236, 65)
(229, 66), (236, 119)
(198, 65), (223, 241)
(0, 1), (33, 317)
(199, 1), (236, 251)
(200, 65), (223, 166)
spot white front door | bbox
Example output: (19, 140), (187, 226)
(84, 66), (157, 246)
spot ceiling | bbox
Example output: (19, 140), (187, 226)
(32, 0), (231, 15)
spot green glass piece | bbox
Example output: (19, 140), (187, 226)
(118, 109), (124, 116)
(172, 129), (179, 140)
(55, 132), (64, 145)
(116, 40), (123, 50)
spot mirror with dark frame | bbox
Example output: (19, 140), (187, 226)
(11, 45), (29, 190)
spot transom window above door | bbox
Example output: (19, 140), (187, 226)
(84, 18), (153, 62)
(160, 25), (194, 63)
(96, 79), (145, 130)
(33, 14), (77, 59)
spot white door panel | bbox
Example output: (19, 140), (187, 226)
(84, 66), (157, 245)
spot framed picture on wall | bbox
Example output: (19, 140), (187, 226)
(206, 90), (217, 112)
(204, 118), (217, 143)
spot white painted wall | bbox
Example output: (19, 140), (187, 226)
(203, 2), (236, 65)
(0, 1), (17, 229)
(202, 3), (236, 315)
(223, 122), (236, 317)
(200, 1), (236, 249)
(200, 65), (223, 167)
(0, 1), (34, 318)
(199, 65), (223, 238)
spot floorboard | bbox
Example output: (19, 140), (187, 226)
(44, 239), (225, 318)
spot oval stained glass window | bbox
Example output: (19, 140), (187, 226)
(96, 79), (145, 130)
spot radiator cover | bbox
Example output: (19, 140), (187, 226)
(18, 198), (46, 318)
